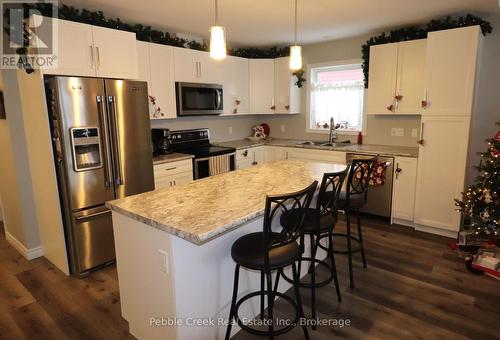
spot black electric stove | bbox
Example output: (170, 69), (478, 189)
(168, 128), (236, 179)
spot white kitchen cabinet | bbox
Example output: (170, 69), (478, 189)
(396, 39), (427, 114)
(136, 41), (155, 118)
(274, 57), (300, 113)
(154, 159), (193, 189)
(149, 44), (176, 119)
(264, 146), (289, 163)
(365, 43), (399, 115)
(287, 148), (346, 164)
(35, 16), (95, 77)
(236, 147), (264, 170)
(366, 40), (426, 115)
(92, 26), (138, 79)
(221, 56), (249, 114)
(173, 47), (221, 84)
(414, 116), (471, 232)
(35, 16), (138, 79)
(249, 59), (275, 114)
(423, 26), (481, 117)
(392, 157), (418, 222)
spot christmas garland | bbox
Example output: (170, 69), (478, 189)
(362, 14), (493, 88)
(4, 3), (290, 74)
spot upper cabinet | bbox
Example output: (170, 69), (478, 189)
(36, 16), (138, 79)
(173, 48), (221, 84)
(396, 40), (427, 114)
(221, 56), (249, 114)
(423, 26), (481, 117)
(365, 43), (398, 115)
(136, 42), (176, 119)
(366, 40), (426, 115)
(249, 59), (275, 114)
(274, 57), (300, 114)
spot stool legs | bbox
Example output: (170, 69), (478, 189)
(346, 212), (354, 288)
(225, 264), (240, 340)
(266, 271), (274, 339)
(260, 272), (265, 319)
(292, 262), (310, 340)
(357, 209), (367, 269)
(310, 235), (317, 330)
(327, 230), (342, 302)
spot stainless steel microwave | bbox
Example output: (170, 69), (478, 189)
(175, 82), (223, 116)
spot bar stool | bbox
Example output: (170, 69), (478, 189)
(225, 181), (318, 340)
(278, 168), (348, 329)
(334, 157), (377, 288)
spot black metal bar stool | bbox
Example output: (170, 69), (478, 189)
(334, 157), (377, 288)
(277, 169), (348, 329)
(225, 181), (318, 340)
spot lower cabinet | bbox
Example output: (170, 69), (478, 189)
(392, 157), (418, 223)
(264, 146), (289, 163)
(287, 148), (346, 164)
(236, 147), (264, 170)
(154, 159), (193, 189)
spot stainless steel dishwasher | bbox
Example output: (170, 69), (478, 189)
(346, 153), (394, 218)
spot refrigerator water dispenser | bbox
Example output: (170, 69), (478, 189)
(70, 127), (103, 171)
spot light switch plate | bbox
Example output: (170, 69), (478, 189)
(280, 125), (286, 133)
(228, 126), (233, 135)
(391, 128), (404, 137)
(411, 128), (418, 138)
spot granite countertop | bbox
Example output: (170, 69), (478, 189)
(216, 138), (418, 158)
(107, 160), (347, 245)
(153, 153), (194, 165)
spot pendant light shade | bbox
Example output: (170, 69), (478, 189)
(209, 0), (226, 60)
(289, 0), (302, 70)
(289, 45), (302, 70)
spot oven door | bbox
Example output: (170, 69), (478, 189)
(194, 153), (236, 179)
(176, 82), (223, 116)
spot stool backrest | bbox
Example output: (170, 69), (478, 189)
(263, 181), (318, 264)
(346, 157), (377, 202)
(317, 168), (349, 215)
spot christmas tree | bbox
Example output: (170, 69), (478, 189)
(455, 121), (500, 239)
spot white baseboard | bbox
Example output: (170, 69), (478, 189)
(5, 231), (44, 260)
(414, 224), (458, 239)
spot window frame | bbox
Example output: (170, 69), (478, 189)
(306, 59), (366, 135)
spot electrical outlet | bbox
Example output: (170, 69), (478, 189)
(391, 128), (404, 137)
(411, 128), (418, 138)
(159, 250), (169, 273)
(228, 126), (233, 135)
(280, 125), (285, 133)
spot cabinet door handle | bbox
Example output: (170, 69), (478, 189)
(165, 167), (177, 171)
(169, 181), (172, 187)
(242, 150), (248, 157)
(417, 122), (425, 146)
(395, 163), (402, 179)
(421, 90), (428, 109)
(96, 46), (101, 70)
(90, 46), (94, 69)
(199, 62), (202, 78)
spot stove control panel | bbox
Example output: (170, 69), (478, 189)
(168, 128), (210, 145)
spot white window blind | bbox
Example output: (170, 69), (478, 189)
(309, 62), (364, 132)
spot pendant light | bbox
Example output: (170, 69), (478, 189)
(209, 0), (227, 60)
(289, 0), (302, 70)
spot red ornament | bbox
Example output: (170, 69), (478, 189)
(491, 130), (500, 158)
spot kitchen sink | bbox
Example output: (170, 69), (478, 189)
(296, 140), (351, 147)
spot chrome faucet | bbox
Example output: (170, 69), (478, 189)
(328, 117), (340, 143)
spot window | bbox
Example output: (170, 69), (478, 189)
(308, 61), (364, 133)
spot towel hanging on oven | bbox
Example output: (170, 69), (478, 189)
(209, 154), (230, 176)
(354, 161), (388, 186)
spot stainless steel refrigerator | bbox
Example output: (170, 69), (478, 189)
(46, 76), (154, 276)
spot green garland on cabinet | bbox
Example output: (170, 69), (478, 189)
(4, 2), (290, 74)
(362, 14), (493, 88)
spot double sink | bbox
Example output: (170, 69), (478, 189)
(296, 140), (351, 148)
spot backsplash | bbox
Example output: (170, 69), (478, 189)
(150, 115), (260, 142)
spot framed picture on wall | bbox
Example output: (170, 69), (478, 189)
(0, 91), (5, 119)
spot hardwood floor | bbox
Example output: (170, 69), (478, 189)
(1, 217), (499, 340)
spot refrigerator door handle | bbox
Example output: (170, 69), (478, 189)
(97, 95), (113, 187)
(75, 209), (111, 221)
(108, 95), (124, 186)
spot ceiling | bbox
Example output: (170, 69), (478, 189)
(61, 0), (499, 47)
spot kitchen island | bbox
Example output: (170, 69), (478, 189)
(107, 160), (347, 340)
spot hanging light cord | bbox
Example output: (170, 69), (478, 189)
(294, 0), (298, 45)
(215, 0), (219, 25)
